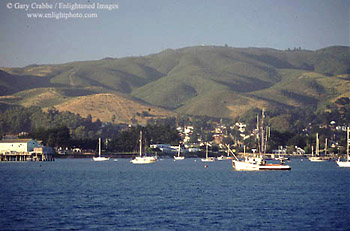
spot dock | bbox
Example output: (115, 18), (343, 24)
(0, 150), (54, 162)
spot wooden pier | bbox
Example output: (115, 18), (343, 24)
(0, 151), (54, 162)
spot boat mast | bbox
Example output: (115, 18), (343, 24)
(316, 133), (319, 157)
(206, 142), (209, 159)
(325, 138), (328, 156)
(178, 144), (181, 157)
(139, 130), (142, 157)
(261, 109), (265, 155)
(347, 127), (349, 161)
(99, 138), (101, 157)
(256, 113), (260, 155)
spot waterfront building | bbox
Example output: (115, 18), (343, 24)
(0, 138), (54, 161)
(0, 139), (40, 153)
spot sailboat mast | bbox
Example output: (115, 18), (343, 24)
(227, 144), (230, 157)
(261, 109), (265, 154)
(316, 133), (319, 156)
(206, 143), (208, 159)
(139, 130), (142, 157)
(99, 138), (101, 157)
(178, 144), (181, 157)
(347, 127), (349, 161)
(256, 114), (260, 155)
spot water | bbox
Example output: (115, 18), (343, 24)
(0, 159), (349, 230)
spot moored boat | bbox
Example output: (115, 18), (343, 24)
(336, 127), (350, 168)
(174, 144), (185, 160)
(232, 109), (291, 171)
(201, 143), (216, 162)
(92, 138), (110, 161)
(131, 131), (157, 164)
(308, 133), (332, 162)
(232, 157), (291, 171)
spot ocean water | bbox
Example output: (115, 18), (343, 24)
(0, 158), (349, 231)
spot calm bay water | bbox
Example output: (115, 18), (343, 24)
(0, 158), (349, 230)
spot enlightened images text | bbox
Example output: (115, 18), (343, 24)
(59, 3), (119, 11)
(6, 2), (119, 11)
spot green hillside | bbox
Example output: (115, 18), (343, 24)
(0, 45), (349, 121)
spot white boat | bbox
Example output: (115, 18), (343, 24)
(174, 144), (185, 160)
(232, 110), (290, 171)
(92, 138), (110, 161)
(201, 143), (216, 162)
(308, 133), (331, 162)
(131, 156), (157, 164)
(336, 127), (350, 168)
(308, 156), (331, 162)
(232, 156), (291, 171)
(131, 131), (157, 164)
(232, 156), (262, 171)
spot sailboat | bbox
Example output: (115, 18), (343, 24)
(201, 142), (216, 162)
(92, 138), (110, 161)
(336, 127), (350, 167)
(174, 144), (185, 160)
(308, 133), (331, 162)
(130, 131), (157, 164)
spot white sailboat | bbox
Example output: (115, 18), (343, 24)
(174, 144), (185, 160)
(201, 143), (216, 162)
(92, 138), (110, 161)
(308, 133), (331, 162)
(130, 131), (157, 164)
(336, 127), (350, 167)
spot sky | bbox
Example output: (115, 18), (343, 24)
(0, 0), (349, 67)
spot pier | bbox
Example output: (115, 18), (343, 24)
(0, 150), (54, 162)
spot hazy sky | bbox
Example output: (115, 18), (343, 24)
(0, 0), (349, 67)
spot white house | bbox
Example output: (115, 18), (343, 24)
(0, 139), (40, 153)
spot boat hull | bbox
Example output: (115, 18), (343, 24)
(336, 161), (350, 167)
(232, 160), (260, 171)
(308, 157), (331, 162)
(174, 156), (185, 160)
(232, 160), (291, 171)
(130, 156), (157, 164)
(259, 164), (291, 170)
(201, 157), (216, 162)
(92, 157), (110, 161)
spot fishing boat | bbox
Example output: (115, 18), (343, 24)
(92, 138), (110, 161)
(232, 110), (291, 171)
(232, 156), (291, 171)
(336, 127), (350, 168)
(174, 144), (185, 160)
(131, 131), (157, 164)
(201, 143), (216, 162)
(232, 156), (262, 171)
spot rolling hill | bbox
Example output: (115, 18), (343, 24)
(0, 45), (349, 122)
